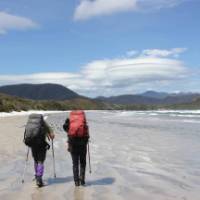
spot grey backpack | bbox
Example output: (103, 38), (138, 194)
(24, 114), (45, 147)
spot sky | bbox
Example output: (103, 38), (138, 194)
(0, 0), (200, 97)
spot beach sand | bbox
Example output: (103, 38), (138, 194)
(0, 111), (200, 200)
(0, 115), (95, 200)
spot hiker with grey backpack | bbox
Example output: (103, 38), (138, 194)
(23, 114), (55, 187)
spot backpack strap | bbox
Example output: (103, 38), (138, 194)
(63, 118), (70, 132)
(23, 129), (26, 143)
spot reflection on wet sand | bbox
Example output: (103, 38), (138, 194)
(47, 176), (73, 185)
(73, 187), (85, 200)
(31, 188), (46, 200)
(87, 177), (115, 186)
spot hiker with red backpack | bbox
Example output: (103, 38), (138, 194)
(63, 110), (90, 186)
(24, 114), (55, 187)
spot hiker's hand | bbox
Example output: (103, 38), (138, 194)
(49, 133), (55, 140)
(67, 143), (72, 152)
(46, 143), (50, 150)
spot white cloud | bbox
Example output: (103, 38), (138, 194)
(74, 0), (137, 20)
(0, 72), (91, 89)
(137, 0), (185, 11)
(0, 72), (95, 96)
(0, 48), (190, 97)
(74, 0), (185, 21)
(142, 48), (187, 58)
(82, 56), (187, 93)
(0, 12), (38, 34)
(126, 50), (138, 57)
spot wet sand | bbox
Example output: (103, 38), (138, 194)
(0, 115), (95, 200)
(0, 111), (200, 200)
(0, 114), (115, 200)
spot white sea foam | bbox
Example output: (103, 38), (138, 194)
(0, 110), (67, 118)
(115, 110), (200, 119)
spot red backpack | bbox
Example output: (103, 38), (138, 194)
(68, 110), (88, 137)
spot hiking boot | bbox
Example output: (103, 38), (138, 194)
(33, 175), (36, 181)
(36, 176), (44, 187)
(80, 170), (85, 186)
(80, 167), (85, 185)
(80, 180), (85, 186)
(75, 181), (80, 187)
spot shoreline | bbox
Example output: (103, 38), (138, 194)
(1, 109), (200, 119)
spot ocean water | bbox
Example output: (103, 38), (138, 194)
(46, 110), (200, 200)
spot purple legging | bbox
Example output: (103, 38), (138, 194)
(34, 162), (44, 177)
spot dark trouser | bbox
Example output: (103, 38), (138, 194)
(31, 145), (47, 177)
(70, 144), (87, 183)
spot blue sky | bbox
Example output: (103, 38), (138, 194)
(0, 0), (199, 97)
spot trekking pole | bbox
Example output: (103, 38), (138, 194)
(51, 140), (56, 178)
(22, 147), (30, 183)
(87, 142), (92, 174)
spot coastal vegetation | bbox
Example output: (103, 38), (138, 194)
(0, 93), (110, 112)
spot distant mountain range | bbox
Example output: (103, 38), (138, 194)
(140, 91), (169, 99)
(0, 83), (80, 100)
(0, 84), (200, 111)
(96, 91), (200, 105)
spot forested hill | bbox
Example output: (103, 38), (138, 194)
(0, 83), (80, 100)
(0, 93), (112, 112)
